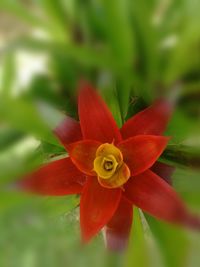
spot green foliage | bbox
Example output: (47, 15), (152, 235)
(125, 208), (151, 267)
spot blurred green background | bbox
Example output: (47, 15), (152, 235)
(0, 0), (200, 267)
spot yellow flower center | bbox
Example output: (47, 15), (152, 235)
(93, 143), (130, 188)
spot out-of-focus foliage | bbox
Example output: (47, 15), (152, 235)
(0, 0), (200, 267)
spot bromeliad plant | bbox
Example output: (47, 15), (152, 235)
(20, 81), (200, 250)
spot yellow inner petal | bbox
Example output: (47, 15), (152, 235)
(95, 143), (123, 163)
(98, 162), (130, 188)
(94, 154), (118, 179)
(93, 143), (131, 189)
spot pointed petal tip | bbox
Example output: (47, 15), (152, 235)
(184, 213), (200, 231)
(151, 161), (175, 185)
(81, 232), (91, 244)
(121, 98), (174, 138)
(18, 158), (85, 196)
(118, 135), (170, 176)
(11, 179), (26, 192)
(105, 232), (128, 252)
(104, 197), (133, 251)
(124, 170), (200, 232)
(78, 80), (122, 143)
(53, 116), (82, 147)
(151, 98), (174, 119)
(78, 79), (93, 93)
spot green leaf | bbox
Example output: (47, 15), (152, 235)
(35, 0), (70, 41)
(0, 0), (47, 29)
(166, 108), (200, 144)
(125, 208), (153, 267)
(163, 3), (200, 85)
(0, 137), (42, 184)
(130, 0), (159, 100)
(1, 37), (115, 70)
(98, 77), (123, 127)
(0, 98), (59, 146)
(116, 77), (132, 123)
(36, 0), (67, 28)
(173, 167), (200, 207)
(163, 145), (200, 169)
(146, 215), (189, 267)
(1, 52), (15, 97)
(38, 195), (79, 217)
(101, 0), (134, 69)
(0, 126), (23, 151)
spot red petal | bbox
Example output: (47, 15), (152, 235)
(78, 80), (122, 143)
(54, 116), (82, 147)
(80, 177), (121, 242)
(121, 100), (173, 139)
(19, 157), (85, 196)
(118, 135), (170, 176)
(104, 197), (133, 251)
(151, 161), (175, 185)
(67, 140), (101, 175)
(124, 170), (200, 228)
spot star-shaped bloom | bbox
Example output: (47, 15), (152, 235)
(20, 81), (200, 251)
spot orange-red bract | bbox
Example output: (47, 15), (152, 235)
(19, 80), (200, 251)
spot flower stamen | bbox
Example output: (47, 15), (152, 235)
(104, 160), (114, 171)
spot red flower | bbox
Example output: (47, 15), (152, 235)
(20, 81), (200, 251)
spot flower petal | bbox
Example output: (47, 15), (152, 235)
(96, 143), (123, 163)
(98, 163), (130, 188)
(151, 161), (175, 185)
(80, 177), (121, 242)
(78, 80), (122, 143)
(54, 116), (82, 147)
(118, 135), (170, 176)
(19, 157), (85, 196)
(67, 140), (101, 175)
(124, 170), (200, 228)
(104, 197), (133, 251)
(121, 100), (173, 139)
